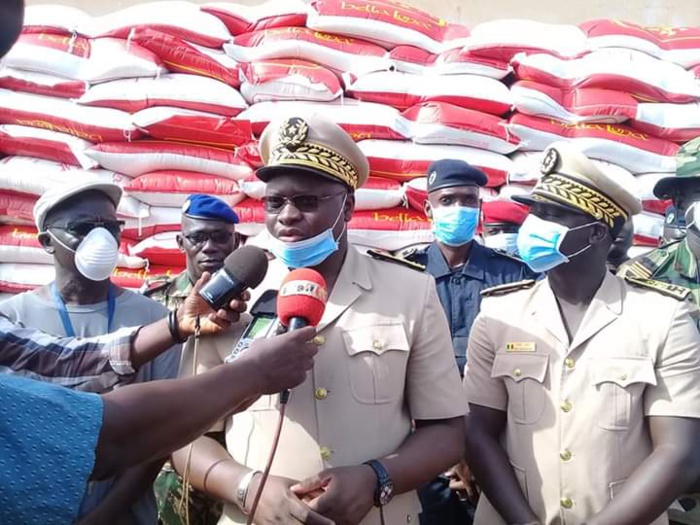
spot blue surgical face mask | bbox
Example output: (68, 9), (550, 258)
(430, 205), (479, 247)
(267, 196), (347, 269)
(516, 214), (596, 273)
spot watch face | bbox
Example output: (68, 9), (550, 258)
(378, 480), (395, 506)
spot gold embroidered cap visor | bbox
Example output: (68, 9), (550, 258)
(513, 142), (642, 236)
(256, 115), (370, 191)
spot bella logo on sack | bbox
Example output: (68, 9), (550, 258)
(340, 1), (445, 31)
(549, 120), (650, 142)
(11, 228), (36, 241)
(372, 211), (428, 223)
(313, 31), (355, 45)
(15, 119), (103, 143)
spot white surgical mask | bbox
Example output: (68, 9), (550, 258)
(50, 227), (119, 281)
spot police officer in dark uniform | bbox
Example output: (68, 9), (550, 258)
(407, 160), (538, 525)
(405, 159), (538, 373)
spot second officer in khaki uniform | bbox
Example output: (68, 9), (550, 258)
(171, 114), (467, 525)
(463, 142), (700, 525)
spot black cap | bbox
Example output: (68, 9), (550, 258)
(426, 159), (488, 193)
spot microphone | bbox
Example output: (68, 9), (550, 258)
(198, 246), (269, 311)
(276, 269), (328, 403)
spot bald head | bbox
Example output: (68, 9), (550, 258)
(1, 0), (24, 58)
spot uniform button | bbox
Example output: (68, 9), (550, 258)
(564, 358), (575, 369)
(320, 447), (332, 461)
(560, 449), (572, 461)
(407, 516), (412, 523)
(619, 373), (628, 381)
(313, 335), (326, 345)
(372, 340), (384, 351)
(513, 368), (522, 377)
(315, 387), (328, 400)
(561, 400), (573, 413)
(560, 497), (573, 509)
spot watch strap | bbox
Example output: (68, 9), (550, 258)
(363, 459), (391, 506)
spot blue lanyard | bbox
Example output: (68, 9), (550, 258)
(50, 282), (116, 337)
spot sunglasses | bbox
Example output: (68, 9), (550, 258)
(263, 192), (345, 213)
(48, 219), (125, 238)
(183, 230), (234, 246)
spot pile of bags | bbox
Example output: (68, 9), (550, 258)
(0, 0), (698, 292)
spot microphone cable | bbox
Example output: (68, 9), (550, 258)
(245, 399), (288, 524)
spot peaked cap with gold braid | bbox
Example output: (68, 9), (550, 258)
(513, 142), (642, 235)
(257, 114), (369, 190)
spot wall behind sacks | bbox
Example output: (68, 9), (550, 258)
(26, 0), (700, 26)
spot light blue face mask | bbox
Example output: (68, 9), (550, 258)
(430, 205), (480, 247)
(516, 214), (596, 273)
(267, 196), (347, 269)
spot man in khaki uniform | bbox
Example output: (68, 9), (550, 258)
(171, 114), (467, 525)
(463, 142), (700, 525)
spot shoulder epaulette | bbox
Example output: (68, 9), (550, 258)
(140, 276), (173, 296)
(624, 276), (691, 301)
(367, 248), (426, 272)
(481, 279), (537, 297)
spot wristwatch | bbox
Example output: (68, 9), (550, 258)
(363, 459), (395, 507)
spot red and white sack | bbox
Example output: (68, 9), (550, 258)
(23, 4), (92, 36)
(306, 0), (469, 53)
(234, 142), (263, 169)
(4, 34), (165, 83)
(348, 208), (433, 251)
(692, 65), (700, 79)
(113, 265), (186, 291)
(0, 125), (97, 169)
(346, 71), (513, 115)
(123, 206), (181, 240)
(132, 107), (253, 149)
(0, 69), (88, 99)
(633, 211), (664, 246)
(507, 114), (680, 174)
(0, 89), (140, 143)
(389, 46), (511, 79)
(84, 1), (231, 48)
(224, 27), (391, 76)
(0, 157), (149, 220)
(0, 225), (146, 268)
(0, 191), (36, 225)
(358, 140), (514, 186)
(0, 264), (54, 293)
(631, 102), (700, 143)
(130, 28), (241, 88)
(127, 232), (185, 267)
(124, 171), (245, 208)
(201, 0), (309, 35)
(85, 141), (253, 181)
(511, 81), (638, 124)
(233, 199), (266, 237)
(513, 49), (700, 104)
(402, 102), (520, 154)
(236, 100), (409, 140)
(636, 173), (673, 215)
(79, 74), (248, 117)
(239, 59), (343, 103)
(581, 20), (700, 69)
(465, 19), (589, 62)
(403, 177), (497, 212)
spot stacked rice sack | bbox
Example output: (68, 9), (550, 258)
(0, 1), (698, 293)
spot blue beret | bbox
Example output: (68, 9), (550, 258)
(426, 159), (488, 193)
(182, 194), (239, 224)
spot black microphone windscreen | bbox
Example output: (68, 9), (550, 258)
(223, 245), (269, 288)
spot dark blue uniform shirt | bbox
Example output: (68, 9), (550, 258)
(407, 241), (538, 374)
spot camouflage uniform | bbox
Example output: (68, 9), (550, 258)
(144, 271), (225, 525)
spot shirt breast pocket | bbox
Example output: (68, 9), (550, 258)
(342, 323), (410, 405)
(491, 353), (549, 425)
(591, 357), (656, 431)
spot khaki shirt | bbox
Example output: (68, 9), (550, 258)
(181, 247), (467, 525)
(464, 272), (700, 525)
